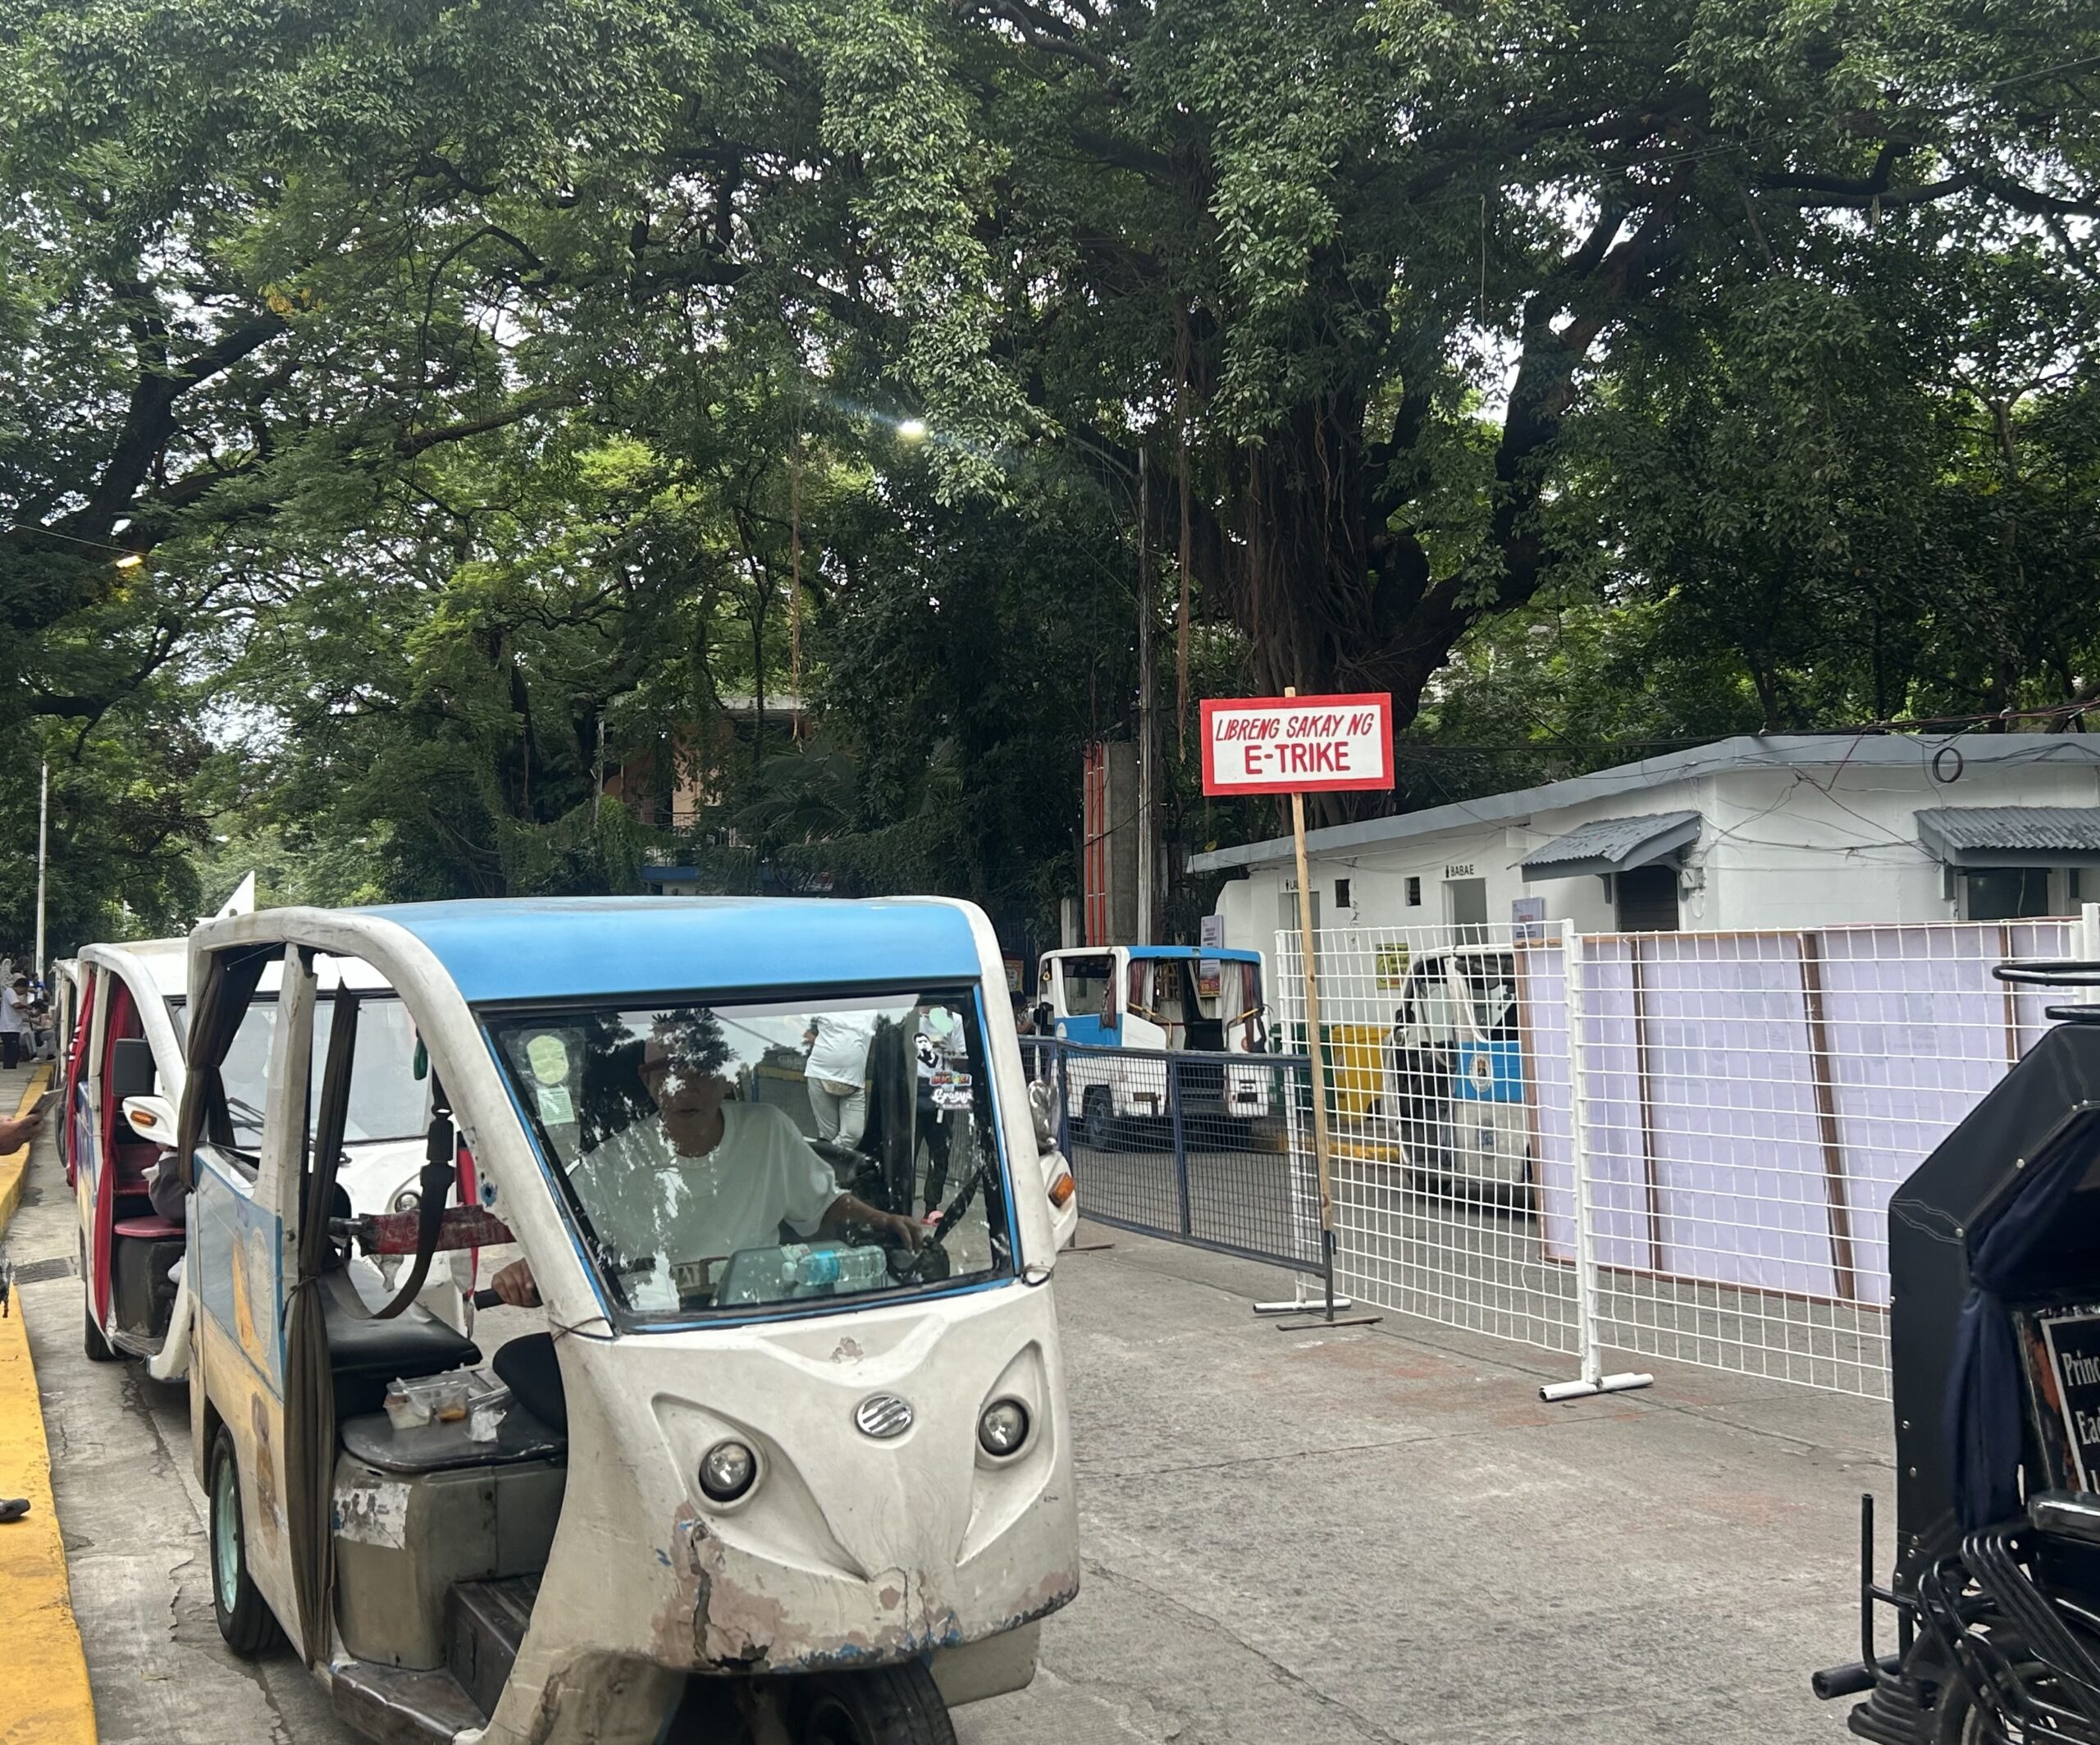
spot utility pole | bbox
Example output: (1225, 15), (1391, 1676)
(34, 759), (48, 977)
(1135, 447), (1158, 943)
(592, 716), (605, 827)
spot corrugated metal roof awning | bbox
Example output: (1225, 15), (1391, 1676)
(1916, 807), (2100, 868)
(1520, 811), (1702, 882)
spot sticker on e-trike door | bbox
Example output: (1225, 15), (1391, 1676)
(2040, 1309), (2100, 1490)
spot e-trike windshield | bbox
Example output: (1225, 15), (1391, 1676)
(486, 987), (1016, 1324)
(174, 993), (425, 1151)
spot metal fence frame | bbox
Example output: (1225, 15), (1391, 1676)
(1020, 1035), (1321, 1273)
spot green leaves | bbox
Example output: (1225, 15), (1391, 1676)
(4, 0), (2098, 933)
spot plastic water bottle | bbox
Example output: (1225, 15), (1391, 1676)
(792, 1245), (888, 1294)
(793, 1246), (841, 1288)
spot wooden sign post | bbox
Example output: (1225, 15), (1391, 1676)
(1201, 687), (1393, 1326)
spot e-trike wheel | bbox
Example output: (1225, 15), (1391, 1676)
(208, 1425), (283, 1657)
(790, 1662), (957, 1745)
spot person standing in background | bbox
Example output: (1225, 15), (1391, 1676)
(915, 1005), (966, 1222)
(803, 1007), (878, 1147)
(0, 974), (32, 1071)
(27, 975), (53, 1061)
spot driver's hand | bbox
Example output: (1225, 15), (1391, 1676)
(491, 1259), (541, 1308)
(880, 1212), (924, 1251)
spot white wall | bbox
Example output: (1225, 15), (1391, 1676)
(1696, 758), (2100, 929)
(1217, 816), (1605, 989)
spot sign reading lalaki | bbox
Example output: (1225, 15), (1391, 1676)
(1199, 692), (1395, 797)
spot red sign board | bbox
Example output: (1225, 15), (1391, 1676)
(1200, 692), (1395, 797)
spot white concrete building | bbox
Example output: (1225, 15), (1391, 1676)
(1192, 733), (2100, 969)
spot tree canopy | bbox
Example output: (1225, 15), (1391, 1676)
(2, 0), (2095, 948)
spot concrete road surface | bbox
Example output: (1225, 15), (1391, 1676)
(7, 1077), (1891, 1743)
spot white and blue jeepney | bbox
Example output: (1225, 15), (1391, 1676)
(1038, 943), (1273, 1148)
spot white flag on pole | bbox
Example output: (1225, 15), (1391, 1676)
(213, 871), (258, 920)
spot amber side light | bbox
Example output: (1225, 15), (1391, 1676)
(1048, 1173), (1076, 1209)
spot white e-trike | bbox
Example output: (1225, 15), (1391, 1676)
(176, 897), (1080, 1745)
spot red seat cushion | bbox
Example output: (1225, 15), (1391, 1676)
(112, 1140), (166, 1191)
(112, 1214), (183, 1241)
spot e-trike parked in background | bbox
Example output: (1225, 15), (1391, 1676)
(1814, 959), (2100, 1743)
(65, 936), (462, 1377)
(179, 897), (1080, 1745)
(1384, 944), (1532, 1207)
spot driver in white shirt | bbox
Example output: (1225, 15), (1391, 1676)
(490, 1028), (919, 1309)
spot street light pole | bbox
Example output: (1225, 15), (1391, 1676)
(34, 758), (48, 978)
(1136, 447), (1157, 943)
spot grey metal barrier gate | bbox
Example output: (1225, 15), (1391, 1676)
(1020, 1036), (1319, 1273)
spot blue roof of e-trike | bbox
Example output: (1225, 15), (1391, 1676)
(354, 897), (985, 1005)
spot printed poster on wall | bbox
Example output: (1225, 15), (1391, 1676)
(1197, 914), (1224, 999)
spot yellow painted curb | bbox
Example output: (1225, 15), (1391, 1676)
(0, 1063), (55, 1236)
(0, 1062), (98, 1745)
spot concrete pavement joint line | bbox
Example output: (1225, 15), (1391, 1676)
(1099, 1241), (1892, 1467)
(0, 1065), (97, 1745)
(1076, 1555), (1408, 1745)
(1075, 1412), (1657, 1484)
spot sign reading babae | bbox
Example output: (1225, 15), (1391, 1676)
(1200, 692), (1395, 797)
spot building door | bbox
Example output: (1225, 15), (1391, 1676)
(1279, 885), (1322, 934)
(1615, 865), (1681, 932)
(1443, 877), (1488, 934)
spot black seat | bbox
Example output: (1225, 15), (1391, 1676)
(324, 1272), (480, 1417)
(491, 1333), (566, 1433)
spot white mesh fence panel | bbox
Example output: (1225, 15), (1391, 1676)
(1276, 922), (1582, 1354)
(1282, 914), (2093, 1399)
(1569, 919), (2079, 1400)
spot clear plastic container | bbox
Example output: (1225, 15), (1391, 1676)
(467, 1384), (511, 1444)
(383, 1373), (473, 1430)
(794, 1245), (888, 1293)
